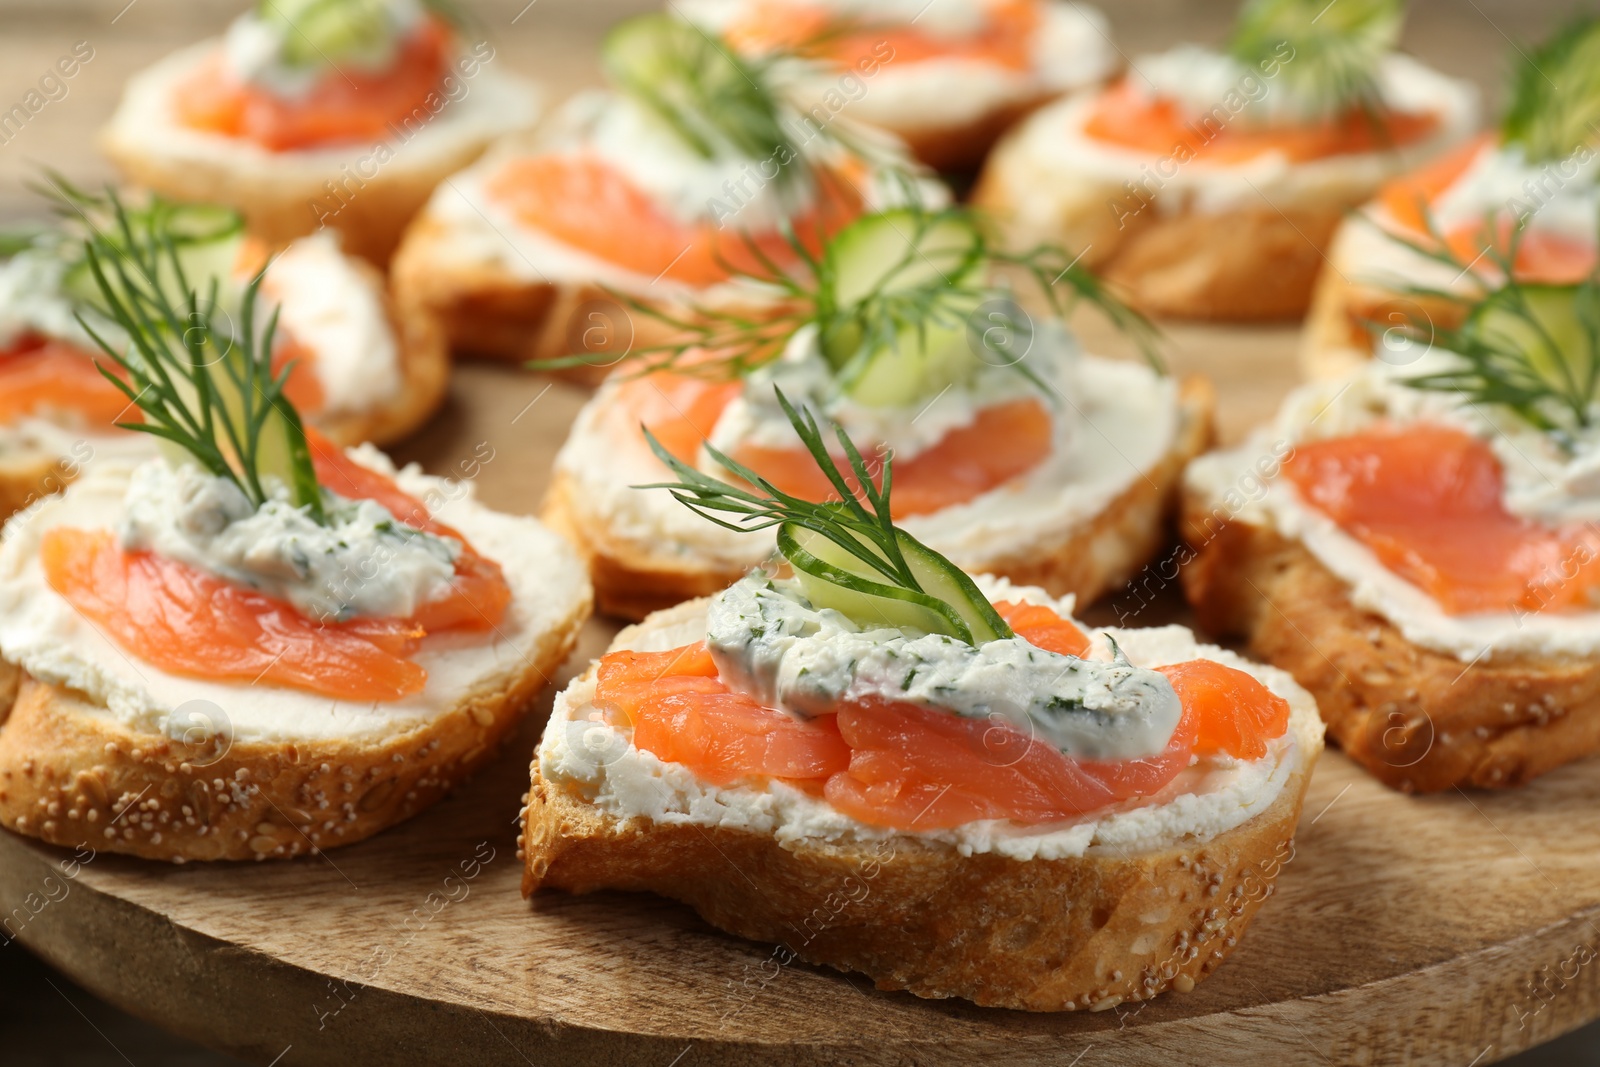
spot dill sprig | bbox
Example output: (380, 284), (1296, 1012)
(637, 387), (1014, 642)
(1230, 0), (1404, 117)
(604, 14), (799, 188)
(61, 186), (325, 521)
(1371, 210), (1600, 437)
(535, 202), (1162, 388)
(1501, 15), (1600, 164)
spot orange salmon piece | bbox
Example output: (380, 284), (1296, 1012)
(176, 18), (452, 151)
(41, 527), (429, 701)
(485, 154), (863, 286)
(728, 397), (1054, 518)
(1284, 424), (1600, 614)
(0, 340), (130, 426)
(614, 373), (744, 466)
(1157, 659), (1289, 761)
(995, 598), (1090, 656)
(1083, 78), (1439, 163)
(593, 644), (851, 784)
(727, 0), (1039, 69)
(1377, 135), (1597, 284)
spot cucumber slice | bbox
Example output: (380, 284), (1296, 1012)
(263, 0), (393, 69)
(1467, 283), (1600, 403)
(64, 204), (245, 314)
(779, 524), (1012, 644)
(823, 209), (984, 313)
(1501, 17), (1600, 163)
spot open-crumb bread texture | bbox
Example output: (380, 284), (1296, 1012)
(519, 601), (1316, 1011)
(0, 580), (588, 862)
(1180, 500), (1600, 792)
(542, 376), (1215, 621)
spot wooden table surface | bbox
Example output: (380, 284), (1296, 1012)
(3, 1), (1600, 1064)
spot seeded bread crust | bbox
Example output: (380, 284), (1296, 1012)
(972, 144), (1350, 321)
(1179, 503), (1600, 792)
(542, 375), (1215, 621)
(389, 211), (782, 387)
(0, 589), (589, 863)
(518, 602), (1316, 1012)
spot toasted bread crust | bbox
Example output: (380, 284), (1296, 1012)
(544, 375), (1215, 620)
(889, 92), (1056, 174)
(0, 453), (64, 525)
(520, 658), (1312, 1011)
(0, 593), (588, 863)
(973, 148), (1348, 320)
(1180, 505), (1600, 792)
(389, 211), (780, 387)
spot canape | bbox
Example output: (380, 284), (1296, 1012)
(522, 397), (1323, 1010)
(390, 13), (938, 377)
(679, 0), (1118, 172)
(1303, 17), (1600, 378)
(0, 202), (591, 861)
(101, 0), (542, 265)
(0, 190), (447, 521)
(542, 202), (1213, 620)
(973, 0), (1478, 320)
(1184, 260), (1600, 791)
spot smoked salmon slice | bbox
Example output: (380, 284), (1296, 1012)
(592, 599), (1290, 829)
(175, 17), (452, 150)
(1284, 423), (1600, 614)
(1376, 136), (1597, 284)
(725, 0), (1040, 70)
(41, 527), (429, 701)
(0, 339), (132, 426)
(485, 155), (863, 286)
(623, 374), (1054, 518)
(1083, 78), (1440, 163)
(42, 435), (512, 700)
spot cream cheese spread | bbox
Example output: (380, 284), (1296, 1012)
(539, 577), (1322, 861)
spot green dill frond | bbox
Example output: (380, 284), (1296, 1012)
(1230, 0), (1404, 116)
(636, 386), (1014, 643)
(1501, 15), (1600, 163)
(1370, 208), (1600, 438)
(56, 184), (325, 521)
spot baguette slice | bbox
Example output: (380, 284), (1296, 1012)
(101, 42), (543, 266)
(521, 597), (1322, 1011)
(0, 454), (593, 862)
(544, 375), (1214, 621)
(1179, 500), (1600, 792)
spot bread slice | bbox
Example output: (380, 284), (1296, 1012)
(1179, 502), (1600, 792)
(0, 454), (593, 862)
(520, 596), (1322, 1011)
(101, 42), (542, 266)
(544, 374), (1215, 620)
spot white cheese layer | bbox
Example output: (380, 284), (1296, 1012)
(0, 447), (591, 744)
(264, 232), (403, 417)
(991, 53), (1478, 220)
(539, 577), (1322, 862)
(553, 339), (1177, 573)
(1185, 354), (1600, 660)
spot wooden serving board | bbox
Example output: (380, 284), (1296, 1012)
(5, 331), (1600, 1067)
